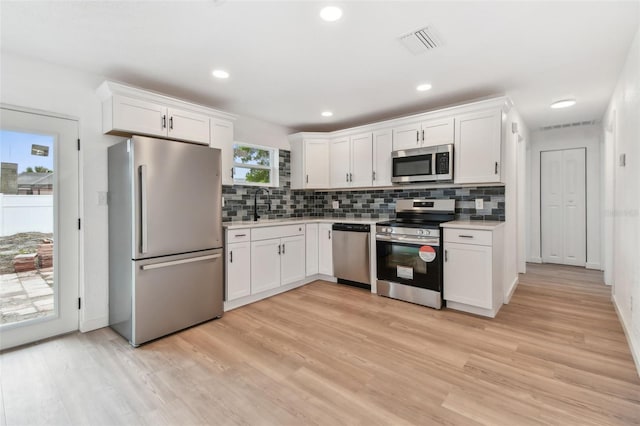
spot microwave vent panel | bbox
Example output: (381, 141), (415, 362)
(399, 26), (441, 54)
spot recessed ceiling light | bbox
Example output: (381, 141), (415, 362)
(416, 83), (432, 92)
(212, 69), (229, 79)
(320, 6), (342, 22)
(550, 99), (576, 109)
(321, 111), (333, 117)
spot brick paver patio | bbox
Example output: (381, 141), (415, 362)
(0, 267), (54, 325)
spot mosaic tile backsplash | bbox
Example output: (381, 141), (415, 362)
(222, 150), (505, 222)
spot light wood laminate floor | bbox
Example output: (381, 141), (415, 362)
(1, 263), (639, 425)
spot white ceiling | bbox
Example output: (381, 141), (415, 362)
(1, 1), (638, 132)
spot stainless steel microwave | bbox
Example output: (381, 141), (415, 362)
(391, 143), (453, 183)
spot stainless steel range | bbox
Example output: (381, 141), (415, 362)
(376, 199), (455, 309)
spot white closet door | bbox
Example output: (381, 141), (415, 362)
(541, 148), (586, 266)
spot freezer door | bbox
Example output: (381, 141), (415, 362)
(132, 136), (222, 259)
(132, 249), (223, 346)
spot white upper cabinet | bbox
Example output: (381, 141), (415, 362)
(372, 129), (393, 187)
(167, 107), (210, 145)
(111, 95), (167, 138)
(393, 117), (454, 151)
(290, 136), (330, 189)
(330, 133), (372, 188)
(454, 109), (502, 184)
(210, 118), (235, 185)
(97, 81), (235, 146)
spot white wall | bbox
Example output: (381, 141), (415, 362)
(0, 194), (53, 236)
(0, 52), (292, 332)
(603, 26), (640, 373)
(502, 108), (529, 302)
(527, 124), (602, 270)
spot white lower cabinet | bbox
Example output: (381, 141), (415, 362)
(318, 223), (333, 275)
(251, 239), (282, 293)
(443, 226), (504, 317)
(281, 235), (306, 285)
(225, 242), (251, 301)
(306, 223), (319, 276)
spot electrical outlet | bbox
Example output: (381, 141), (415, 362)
(332, 200), (339, 209)
(475, 198), (484, 210)
(97, 191), (108, 206)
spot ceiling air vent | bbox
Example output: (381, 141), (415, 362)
(399, 26), (441, 54)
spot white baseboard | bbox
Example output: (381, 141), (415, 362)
(586, 262), (601, 270)
(504, 276), (519, 304)
(80, 316), (108, 333)
(446, 301), (499, 318)
(612, 294), (640, 378)
(528, 257), (542, 264)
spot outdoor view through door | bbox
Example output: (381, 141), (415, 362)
(0, 107), (79, 350)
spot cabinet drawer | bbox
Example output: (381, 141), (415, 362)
(226, 229), (251, 243)
(251, 224), (305, 241)
(444, 228), (492, 246)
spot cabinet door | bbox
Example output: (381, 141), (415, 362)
(112, 95), (167, 137)
(281, 235), (306, 285)
(305, 224), (319, 276)
(167, 108), (210, 145)
(421, 117), (454, 147)
(372, 129), (393, 187)
(330, 137), (351, 188)
(226, 242), (251, 301)
(318, 223), (334, 276)
(443, 242), (492, 309)
(392, 123), (420, 151)
(211, 118), (235, 185)
(350, 132), (373, 187)
(251, 239), (281, 294)
(305, 139), (330, 188)
(454, 109), (502, 184)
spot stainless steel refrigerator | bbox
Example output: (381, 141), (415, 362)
(108, 135), (223, 346)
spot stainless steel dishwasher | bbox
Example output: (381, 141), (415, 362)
(332, 223), (371, 288)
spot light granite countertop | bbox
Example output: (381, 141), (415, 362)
(223, 217), (383, 230)
(440, 220), (505, 230)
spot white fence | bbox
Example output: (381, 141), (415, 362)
(0, 194), (53, 236)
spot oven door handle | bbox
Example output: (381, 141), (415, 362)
(376, 234), (440, 246)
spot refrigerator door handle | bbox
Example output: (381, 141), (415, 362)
(139, 164), (148, 254)
(141, 254), (221, 271)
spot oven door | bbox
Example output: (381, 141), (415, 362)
(376, 237), (442, 292)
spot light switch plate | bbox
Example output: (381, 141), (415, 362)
(475, 198), (484, 210)
(97, 191), (108, 206)
(332, 200), (339, 209)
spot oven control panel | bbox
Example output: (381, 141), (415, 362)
(376, 225), (439, 238)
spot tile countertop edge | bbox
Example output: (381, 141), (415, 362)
(223, 217), (382, 229)
(440, 220), (506, 230)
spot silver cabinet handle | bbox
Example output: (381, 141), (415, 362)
(416, 130), (419, 143)
(328, 230), (331, 240)
(445, 250), (448, 262)
(306, 174), (309, 183)
(349, 173), (353, 182)
(459, 235), (474, 238)
(422, 129), (424, 141)
(169, 116), (174, 130)
(346, 173), (349, 182)
(282, 243), (285, 254)
(495, 161), (499, 174)
(162, 115), (166, 129)
(231, 168), (234, 178)
(139, 165), (148, 254)
(234, 233), (247, 237)
(372, 171), (376, 181)
(230, 251), (233, 263)
(278, 244), (281, 255)
(142, 254), (221, 270)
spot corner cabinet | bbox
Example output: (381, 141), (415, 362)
(443, 225), (504, 317)
(97, 80), (235, 147)
(290, 135), (330, 189)
(453, 109), (502, 184)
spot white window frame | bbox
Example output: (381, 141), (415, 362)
(232, 142), (279, 187)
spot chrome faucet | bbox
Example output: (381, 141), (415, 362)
(253, 188), (271, 221)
